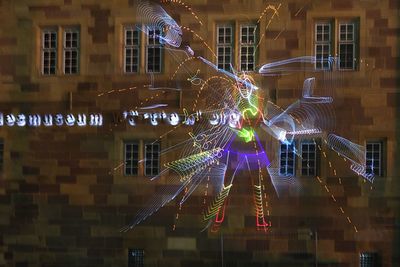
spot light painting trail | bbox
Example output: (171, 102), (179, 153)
(114, 0), (376, 233)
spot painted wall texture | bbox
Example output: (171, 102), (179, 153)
(0, 0), (399, 266)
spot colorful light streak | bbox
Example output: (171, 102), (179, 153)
(118, 0), (375, 234)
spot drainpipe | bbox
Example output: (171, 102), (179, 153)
(315, 230), (318, 267)
(220, 232), (224, 267)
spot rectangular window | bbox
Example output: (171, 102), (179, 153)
(314, 19), (359, 71)
(124, 142), (139, 176)
(144, 142), (160, 176)
(315, 23), (331, 70)
(216, 24), (233, 71)
(41, 29), (57, 75)
(128, 249), (144, 267)
(366, 141), (382, 176)
(338, 22), (355, 70)
(360, 252), (378, 267)
(240, 24), (256, 71)
(301, 141), (316, 176)
(146, 26), (162, 73)
(279, 142), (295, 176)
(0, 140), (3, 172)
(124, 26), (140, 73)
(63, 28), (79, 74)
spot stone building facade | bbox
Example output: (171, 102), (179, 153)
(0, 0), (399, 266)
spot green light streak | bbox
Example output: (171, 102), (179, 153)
(237, 128), (255, 143)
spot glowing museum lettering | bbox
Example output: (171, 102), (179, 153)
(55, 114), (63, 126)
(144, 112), (160, 126)
(28, 114), (41, 127)
(123, 110), (139, 126)
(167, 112), (180, 126)
(6, 114), (16, 126)
(77, 114), (87, 127)
(43, 115), (53, 126)
(65, 114), (75, 126)
(0, 113), (103, 127)
(89, 114), (103, 126)
(0, 110), (338, 133)
(16, 114), (26, 127)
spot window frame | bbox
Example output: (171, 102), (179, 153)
(62, 27), (80, 75)
(145, 25), (163, 73)
(365, 141), (383, 177)
(124, 141), (140, 176)
(39, 26), (80, 76)
(41, 29), (58, 75)
(301, 140), (317, 177)
(359, 252), (378, 267)
(128, 249), (144, 267)
(314, 22), (332, 70)
(124, 25), (140, 74)
(279, 142), (296, 176)
(338, 22), (356, 70)
(144, 141), (160, 177)
(239, 23), (257, 72)
(216, 23), (234, 71)
(313, 18), (359, 71)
